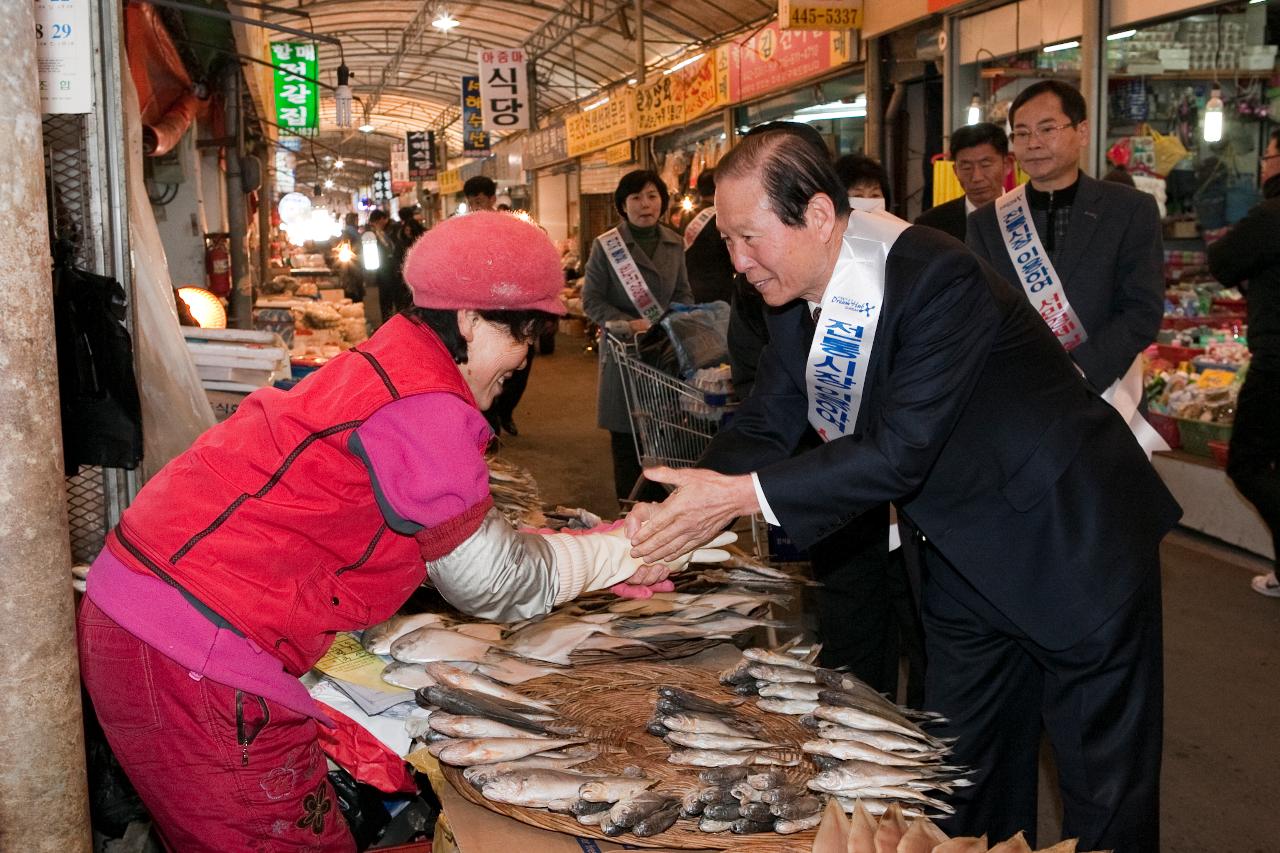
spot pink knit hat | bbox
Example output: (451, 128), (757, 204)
(403, 211), (566, 315)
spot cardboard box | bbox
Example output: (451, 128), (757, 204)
(206, 388), (250, 422)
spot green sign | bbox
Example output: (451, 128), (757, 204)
(270, 41), (318, 136)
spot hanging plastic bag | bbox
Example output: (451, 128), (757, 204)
(1141, 122), (1191, 176)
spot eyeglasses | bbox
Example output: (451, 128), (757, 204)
(1262, 152), (1280, 162)
(1010, 122), (1076, 145)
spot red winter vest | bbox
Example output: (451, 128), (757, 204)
(107, 316), (492, 675)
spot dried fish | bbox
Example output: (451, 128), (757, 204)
(632, 802), (681, 837)
(437, 737), (586, 767)
(660, 711), (760, 736)
(390, 627), (494, 665)
(728, 782), (767, 802)
(656, 686), (741, 716)
(428, 712), (544, 740)
(746, 769), (788, 790)
(417, 686), (552, 735)
(504, 616), (610, 665)
(609, 791), (676, 828)
(897, 815), (950, 852)
(774, 812), (824, 833)
(756, 698), (819, 715)
(730, 817), (774, 834)
(770, 795), (824, 820)
(665, 731), (779, 751)
(362, 613), (451, 655)
(761, 784), (809, 804)
(718, 659), (756, 686)
(697, 766), (750, 786)
(680, 789), (705, 817)
(425, 662), (557, 714)
(818, 689), (916, 729)
(746, 664), (818, 684)
(576, 811), (607, 826)
(703, 802), (741, 821)
(570, 799), (611, 816)
(738, 801), (774, 822)
(476, 656), (564, 686)
(645, 719), (670, 738)
(461, 748), (600, 787)
(668, 749), (755, 767)
(809, 731), (944, 766)
(808, 760), (969, 794)
(698, 786), (738, 805)
(381, 661), (436, 691)
(698, 817), (734, 832)
(742, 647), (818, 671)
(578, 777), (656, 803)
(480, 768), (597, 807)
(758, 682), (822, 701)
(750, 752), (801, 766)
(812, 704), (935, 742)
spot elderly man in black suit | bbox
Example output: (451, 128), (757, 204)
(916, 122), (1012, 241)
(624, 125), (1180, 851)
(967, 81), (1165, 398)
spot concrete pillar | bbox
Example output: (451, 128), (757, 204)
(1080, 0), (1108, 177)
(865, 37), (883, 161)
(225, 70), (253, 328)
(0, 5), (92, 852)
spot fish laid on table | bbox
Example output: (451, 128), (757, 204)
(760, 784), (809, 804)
(608, 790), (678, 828)
(480, 768), (599, 807)
(668, 749), (756, 767)
(804, 739), (943, 764)
(390, 627), (493, 664)
(665, 731), (779, 751)
(660, 711), (760, 736)
(436, 736), (587, 767)
(747, 664), (818, 684)
(818, 689), (920, 729)
(381, 661), (437, 691)
(828, 786), (954, 813)
(746, 769), (788, 790)
(503, 616), (612, 665)
(808, 761), (969, 794)
(417, 685), (553, 735)
(728, 781), (767, 802)
(698, 817), (734, 832)
(577, 776), (656, 803)
(656, 686), (743, 717)
(774, 812), (824, 833)
(697, 766), (750, 786)
(737, 801), (774, 822)
(770, 795), (824, 820)
(461, 747), (600, 787)
(812, 704), (936, 742)
(425, 662), (558, 713)
(832, 796), (936, 820)
(453, 623), (506, 643)
(758, 682), (822, 701)
(427, 712), (547, 740)
(742, 647), (818, 671)
(808, 732), (945, 767)
(361, 613), (452, 654)
(816, 668), (944, 722)
(756, 698), (820, 715)
(632, 802), (681, 836)
(476, 655), (565, 686)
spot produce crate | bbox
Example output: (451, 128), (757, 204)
(1175, 417), (1233, 457)
(1146, 412), (1181, 450)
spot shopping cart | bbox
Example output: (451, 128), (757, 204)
(606, 333), (731, 502)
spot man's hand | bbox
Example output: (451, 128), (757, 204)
(628, 467), (759, 563)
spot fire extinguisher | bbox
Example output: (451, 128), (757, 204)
(205, 232), (232, 297)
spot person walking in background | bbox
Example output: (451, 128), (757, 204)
(834, 153), (890, 210)
(683, 169), (736, 305)
(365, 209), (406, 327)
(463, 175), (498, 212)
(582, 169), (692, 505)
(916, 122), (1013, 241)
(1208, 128), (1280, 596)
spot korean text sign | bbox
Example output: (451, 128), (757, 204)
(478, 49), (529, 131)
(461, 76), (490, 154)
(271, 42), (319, 135)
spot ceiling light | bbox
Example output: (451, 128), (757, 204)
(967, 93), (983, 126)
(358, 123), (376, 133)
(323, 178), (335, 189)
(334, 64), (353, 128)
(1203, 84), (1224, 143)
(627, 77), (638, 85)
(583, 96), (609, 111)
(1042, 40), (1079, 53)
(663, 52), (705, 75)
(1107, 30), (1137, 41)
(432, 11), (460, 31)
(334, 159), (345, 170)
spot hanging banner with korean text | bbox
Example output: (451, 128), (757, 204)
(462, 76), (490, 155)
(730, 22), (852, 103)
(372, 170), (391, 202)
(270, 42), (319, 136)
(634, 74), (685, 136)
(35, 0), (93, 114)
(478, 49), (529, 131)
(406, 130), (436, 180)
(682, 48), (731, 120)
(391, 141), (411, 193)
(564, 90), (636, 158)
(523, 123), (569, 170)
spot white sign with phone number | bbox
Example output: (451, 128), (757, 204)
(35, 0), (93, 114)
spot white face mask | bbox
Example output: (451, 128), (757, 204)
(848, 196), (886, 213)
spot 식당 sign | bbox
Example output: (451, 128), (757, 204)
(478, 49), (529, 132)
(270, 41), (318, 136)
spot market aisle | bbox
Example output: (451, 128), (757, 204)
(502, 336), (1280, 849)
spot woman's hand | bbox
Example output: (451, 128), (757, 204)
(629, 318), (652, 333)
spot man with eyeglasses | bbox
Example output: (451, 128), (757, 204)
(1208, 128), (1280, 598)
(916, 122), (1013, 241)
(968, 81), (1165, 425)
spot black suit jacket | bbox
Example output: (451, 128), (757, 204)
(700, 225), (1180, 650)
(914, 196), (968, 242)
(966, 174), (1165, 390)
(685, 212), (737, 305)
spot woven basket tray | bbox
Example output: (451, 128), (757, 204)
(440, 661), (820, 850)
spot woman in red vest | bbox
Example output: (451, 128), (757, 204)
(77, 212), (709, 851)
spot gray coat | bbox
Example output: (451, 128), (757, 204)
(582, 220), (692, 432)
(966, 173), (1165, 391)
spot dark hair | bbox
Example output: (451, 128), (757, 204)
(614, 169), (669, 218)
(367, 209), (389, 225)
(696, 168), (716, 198)
(344, 212), (358, 226)
(1009, 80), (1087, 127)
(463, 176), (497, 198)
(950, 122), (1009, 158)
(403, 307), (558, 364)
(1270, 128), (1280, 149)
(1102, 167), (1136, 187)
(398, 205), (419, 222)
(718, 123), (849, 227)
(833, 153), (890, 200)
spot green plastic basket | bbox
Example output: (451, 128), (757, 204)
(1175, 417), (1233, 457)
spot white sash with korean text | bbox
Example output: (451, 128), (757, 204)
(683, 205), (716, 249)
(995, 185), (1167, 457)
(600, 227), (665, 326)
(806, 211), (911, 442)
